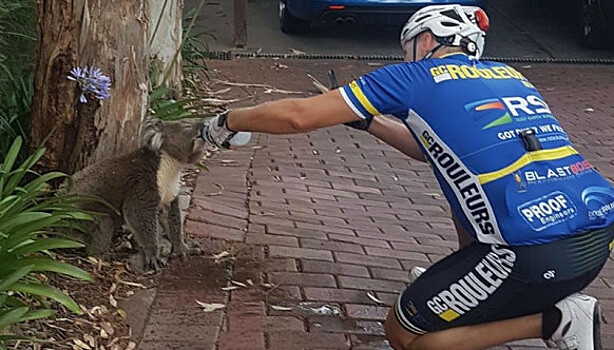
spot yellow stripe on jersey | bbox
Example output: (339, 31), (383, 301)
(349, 80), (380, 116)
(478, 146), (579, 184)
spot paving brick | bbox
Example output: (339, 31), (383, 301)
(365, 246), (430, 262)
(185, 220), (245, 242)
(329, 233), (392, 249)
(141, 324), (220, 343)
(218, 331), (265, 350)
(345, 304), (390, 321)
(308, 316), (385, 336)
(269, 272), (337, 288)
(335, 252), (402, 270)
(296, 221), (355, 236)
(267, 224), (328, 240)
(139, 341), (215, 350)
(338, 276), (406, 293)
(227, 315), (304, 332)
(245, 233), (299, 247)
(269, 245), (333, 261)
(303, 287), (372, 304)
(301, 260), (370, 277)
(188, 210), (247, 230)
(301, 238), (364, 254)
(268, 330), (350, 349)
(191, 197), (248, 219)
(370, 268), (410, 282)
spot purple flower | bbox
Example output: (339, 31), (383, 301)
(68, 66), (111, 103)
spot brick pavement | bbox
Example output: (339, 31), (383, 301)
(138, 59), (614, 350)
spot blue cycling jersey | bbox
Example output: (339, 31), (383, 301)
(341, 53), (614, 246)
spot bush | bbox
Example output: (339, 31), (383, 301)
(0, 0), (37, 161)
(0, 137), (95, 348)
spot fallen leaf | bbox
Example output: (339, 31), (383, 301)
(100, 329), (108, 339)
(126, 342), (137, 350)
(84, 334), (95, 347)
(262, 283), (274, 288)
(73, 339), (91, 350)
(195, 300), (226, 312)
(246, 279), (254, 286)
(231, 280), (248, 288)
(289, 48), (306, 55)
(271, 305), (293, 311)
(119, 281), (147, 289)
(109, 295), (117, 308)
(117, 309), (127, 319)
(367, 292), (385, 305)
(205, 182), (225, 196)
(213, 251), (230, 261)
(221, 286), (240, 291)
(100, 322), (115, 335)
(423, 192), (442, 198)
(584, 108), (595, 112)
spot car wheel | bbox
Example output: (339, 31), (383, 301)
(279, 0), (310, 34)
(579, 0), (610, 48)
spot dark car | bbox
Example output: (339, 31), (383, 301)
(279, 0), (487, 34)
(578, 0), (614, 48)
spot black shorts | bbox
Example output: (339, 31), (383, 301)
(395, 224), (614, 335)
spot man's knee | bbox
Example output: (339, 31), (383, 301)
(385, 308), (419, 350)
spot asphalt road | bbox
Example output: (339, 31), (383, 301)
(186, 0), (614, 59)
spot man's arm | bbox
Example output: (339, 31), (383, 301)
(226, 90), (361, 134)
(368, 116), (425, 161)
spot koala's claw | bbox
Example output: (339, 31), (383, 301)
(143, 250), (164, 272)
(170, 242), (190, 261)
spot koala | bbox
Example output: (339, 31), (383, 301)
(70, 118), (207, 271)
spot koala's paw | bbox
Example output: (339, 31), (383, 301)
(143, 250), (165, 272)
(171, 242), (190, 261)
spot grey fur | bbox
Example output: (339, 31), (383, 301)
(71, 118), (207, 271)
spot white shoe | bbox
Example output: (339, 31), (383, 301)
(409, 266), (426, 283)
(546, 293), (606, 350)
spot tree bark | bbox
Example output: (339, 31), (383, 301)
(30, 0), (151, 174)
(149, 0), (183, 93)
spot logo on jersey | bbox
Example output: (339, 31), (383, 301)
(514, 171), (527, 193)
(465, 95), (556, 131)
(419, 130), (497, 237)
(523, 160), (593, 185)
(429, 64), (528, 84)
(582, 186), (614, 223)
(517, 192), (577, 231)
(426, 246), (516, 322)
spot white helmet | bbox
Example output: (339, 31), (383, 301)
(400, 5), (489, 59)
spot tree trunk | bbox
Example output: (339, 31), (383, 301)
(30, 0), (150, 174)
(149, 0), (183, 92)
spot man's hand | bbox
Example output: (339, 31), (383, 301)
(201, 110), (237, 149)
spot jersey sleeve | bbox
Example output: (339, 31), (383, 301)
(340, 63), (414, 120)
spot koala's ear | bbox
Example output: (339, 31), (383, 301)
(142, 117), (163, 150)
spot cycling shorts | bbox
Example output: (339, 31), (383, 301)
(395, 224), (614, 334)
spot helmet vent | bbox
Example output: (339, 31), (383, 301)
(441, 21), (459, 27)
(441, 10), (462, 22)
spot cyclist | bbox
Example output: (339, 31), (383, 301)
(201, 5), (614, 349)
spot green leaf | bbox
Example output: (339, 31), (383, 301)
(23, 172), (66, 193)
(11, 238), (84, 255)
(8, 283), (82, 314)
(0, 136), (22, 176)
(0, 307), (28, 330)
(0, 265), (33, 290)
(20, 309), (54, 322)
(0, 212), (52, 232)
(13, 259), (93, 282)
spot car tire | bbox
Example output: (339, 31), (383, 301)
(578, 0), (610, 48)
(279, 0), (310, 34)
